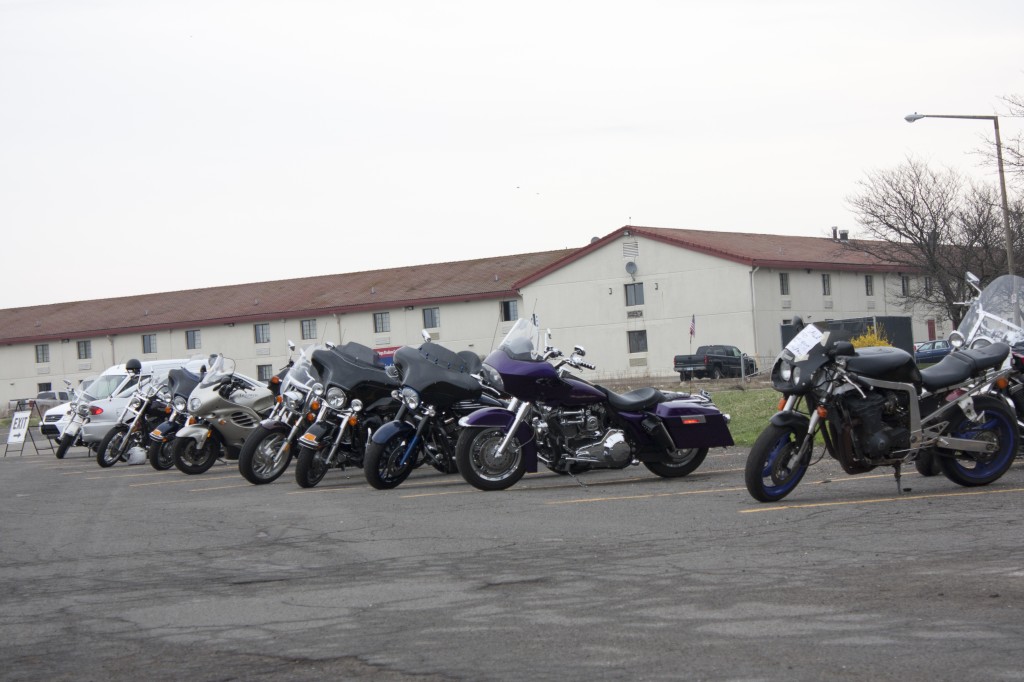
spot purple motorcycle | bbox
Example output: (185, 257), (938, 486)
(455, 317), (734, 491)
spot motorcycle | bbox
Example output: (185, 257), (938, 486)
(455, 317), (732, 490)
(94, 379), (170, 468)
(363, 335), (506, 490)
(171, 355), (275, 475)
(293, 341), (401, 488)
(237, 342), (322, 485)
(745, 316), (1019, 502)
(148, 364), (205, 471)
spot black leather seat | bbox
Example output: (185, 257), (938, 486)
(597, 386), (663, 411)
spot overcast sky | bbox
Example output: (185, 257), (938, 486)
(2, 0), (1022, 310)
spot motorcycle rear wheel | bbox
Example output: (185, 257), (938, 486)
(744, 423), (810, 502)
(645, 447), (708, 478)
(937, 396), (1017, 487)
(148, 440), (175, 471)
(295, 447), (330, 488)
(96, 425), (129, 468)
(238, 426), (292, 485)
(364, 433), (416, 490)
(455, 426), (525, 491)
(172, 436), (221, 475)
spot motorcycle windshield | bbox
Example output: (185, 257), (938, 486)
(200, 355), (237, 388)
(957, 275), (1024, 348)
(496, 317), (548, 361)
(282, 345), (320, 392)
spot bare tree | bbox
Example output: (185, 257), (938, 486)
(845, 157), (1013, 326)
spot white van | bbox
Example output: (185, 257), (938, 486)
(42, 358), (205, 451)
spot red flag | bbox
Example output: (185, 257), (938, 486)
(689, 314), (695, 337)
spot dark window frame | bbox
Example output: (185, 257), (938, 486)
(627, 330), (648, 353)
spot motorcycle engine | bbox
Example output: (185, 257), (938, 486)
(555, 406), (633, 467)
(843, 391), (910, 460)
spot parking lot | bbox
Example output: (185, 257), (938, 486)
(2, 442), (1023, 681)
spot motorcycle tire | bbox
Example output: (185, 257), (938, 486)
(96, 424), (129, 468)
(148, 440), (175, 471)
(455, 426), (525, 491)
(172, 436), (221, 475)
(744, 423), (810, 503)
(645, 447), (708, 478)
(55, 432), (74, 459)
(237, 425), (292, 485)
(936, 396), (1017, 487)
(295, 447), (329, 488)
(364, 433), (416, 490)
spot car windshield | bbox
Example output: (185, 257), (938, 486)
(82, 373), (128, 401)
(200, 355), (237, 388)
(497, 317), (549, 361)
(957, 274), (1024, 347)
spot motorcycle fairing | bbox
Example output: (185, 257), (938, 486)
(458, 406), (539, 471)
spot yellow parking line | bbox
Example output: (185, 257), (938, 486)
(85, 471), (167, 479)
(544, 485), (748, 505)
(739, 486), (1024, 513)
(189, 483), (253, 492)
(130, 475), (237, 487)
(400, 489), (478, 499)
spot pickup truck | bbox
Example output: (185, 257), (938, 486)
(674, 345), (757, 380)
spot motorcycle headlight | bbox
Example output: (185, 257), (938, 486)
(481, 363), (504, 393)
(188, 397), (202, 413)
(75, 403), (90, 417)
(283, 390), (306, 411)
(401, 387), (421, 410)
(792, 366), (802, 385)
(326, 387), (347, 409)
(129, 397), (143, 409)
(350, 398), (363, 413)
(173, 396), (187, 412)
(780, 363), (793, 382)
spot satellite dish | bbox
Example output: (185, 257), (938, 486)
(625, 261), (638, 276)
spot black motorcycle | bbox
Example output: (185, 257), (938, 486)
(148, 365), (204, 471)
(363, 338), (505, 490)
(745, 316), (1019, 502)
(293, 342), (401, 488)
(95, 380), (170, 468)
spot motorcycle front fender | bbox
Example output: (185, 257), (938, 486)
(371, 419), (416, 445)
(149, 420), (180, 442)
(257, 418), (292, 433)
(297, 421), (334, 451)
(769, 410), (811, 434)
(459, 407), (538, 473)
(174, 423), (212, 447)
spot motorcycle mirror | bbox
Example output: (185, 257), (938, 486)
(791, 315), (805, 331)
(421, 329), (431, 342)
(287, 340), (296, 352)
(966, 271), (980, 286)
(574, 345), (586, 357)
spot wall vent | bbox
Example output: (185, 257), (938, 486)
(781, 299), (792, 309)
(824, 300), (834, 309)
(626, 310), (643, 319)
(629, 357), (648, 367)
(622, 240), (639, 259)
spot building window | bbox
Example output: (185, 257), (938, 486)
(500, 300), (518, 322)
(901, 275), (910, 296)
(821, 274), (831, 296)
(627, 330), (648, 353)
(254, 323), (270, 344)
(257, 364), (274, 382)
(422, 307), (440, 329)
(186, 329), (201, 350)
(34, 344), (50, 364)
(142, 334), (157, 354)
(77, 340), (92, 360)
(779, 273), (790, 296)
(38, 382), (52, 393)
(301, 319), (317, 340)
(865, 275), (874, 297)
(924, 276), (933, 295)
(624, 282), (645, 307)
(373, 312), (390, 333)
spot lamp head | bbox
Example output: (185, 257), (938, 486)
(905, 113), (925, 123)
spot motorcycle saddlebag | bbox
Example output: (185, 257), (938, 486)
(655, 400), (734, 449)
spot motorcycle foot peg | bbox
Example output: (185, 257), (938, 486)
(641, 416), (676, 452)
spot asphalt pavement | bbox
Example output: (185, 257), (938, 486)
(1, 440), (1022, 681)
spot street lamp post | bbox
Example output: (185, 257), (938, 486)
(904, 112), (1015, 277)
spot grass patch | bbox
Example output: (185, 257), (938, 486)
(705, 386), (779, 447)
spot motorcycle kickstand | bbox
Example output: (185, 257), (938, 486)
(567, 469), (588, 489)
(893, 463), (911, 494)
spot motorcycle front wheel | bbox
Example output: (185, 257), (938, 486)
(148, 440), (175, 471)
(237, 426), (292, 485)
(96, 424), (130, 468)
(172, 435), (221, 475)
(364, 433), (416, 490)
(55, 432), (74, 459)
(455, 426), (525, 491)
(744, 423), (810, 502)
(937, 396), (1017, 487)
(295, 447), (329, 488)
(645, 447), (708, 478)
